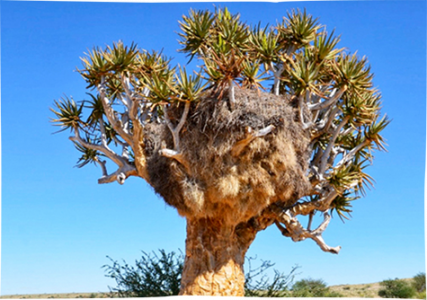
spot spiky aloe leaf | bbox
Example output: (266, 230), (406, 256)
(178, 9), (215, 60)
(78, 47), (109, 89)
(105, 41), (138, 73)
(248, 25), (281, 66)
(331, 192), (359, 221)
(213, 7), (249, 54)
(341, 90), (382, 128)
(285, 54), (323, 96)
(175, 66), (207, 102)
(143, 68), (177, 104)
(50, 96), (84, 133)
(364, 115), (390, 151)
(74, 139), (104, 168)
(333, 53), (373, 93)
(85, 93), (105, 127)
(202, 49), (245, 97)
(240, 59), (267, 91)
(136, 50), (172, 79)
(103, 122), (119, 146)
(278, 9), (320, 49)
(314, 30), (344, 62)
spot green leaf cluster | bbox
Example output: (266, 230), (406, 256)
(50, 96), (84, 132)
(51, 7), (389, 221)
(379, 279), (417, 299)
(74, 139), (103, 168)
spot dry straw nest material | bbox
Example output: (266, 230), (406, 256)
(145, 88), (311, 225)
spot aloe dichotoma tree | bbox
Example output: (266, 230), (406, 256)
(51, 8), (389, 296)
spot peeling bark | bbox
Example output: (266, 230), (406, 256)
(179, 217), (256, 296)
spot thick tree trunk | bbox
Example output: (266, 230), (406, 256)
(179, 217), (256, 296)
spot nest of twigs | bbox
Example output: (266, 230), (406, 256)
(144, 88), (311, 224)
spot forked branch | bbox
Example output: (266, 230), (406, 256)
(160, 101), (191, 172)
(308, 87), (345, 111)
(70, 128), (137, 184)
(97, 77), (133, 147)
(275, 210), (341, 254)
(290, 188), (339, 216)
(97, 164), (138, 185)
(164, 101), (191, 151)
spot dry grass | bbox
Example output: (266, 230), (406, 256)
(329, 278), (414, 298)
(1, 279), (415, 299)
(0, 292), (113, 299)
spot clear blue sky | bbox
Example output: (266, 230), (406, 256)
(1, 0), (426, 296)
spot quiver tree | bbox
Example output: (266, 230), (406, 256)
(51, 7), (389, 296)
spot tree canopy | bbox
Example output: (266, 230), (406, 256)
(51, 7), (389, 295)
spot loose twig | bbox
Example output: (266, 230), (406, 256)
(159, 148), (191, 174)
(231, 125), (276, 157)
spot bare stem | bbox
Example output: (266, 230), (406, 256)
(97, 76), (133, 147)
(164, 101), (191, 152)
(309, 87), (345, 111)
(319, 115), (350, 175)
(290, 188), (339, 216)
(95, 158), (108, 177)
(274, 208), (340, 254)
(160, 102), (192, 173)
(70, 128), (137, 184)
(229, 79), (236, 110)
(335, 140), (370, 169)
(70, 128), (124, 167)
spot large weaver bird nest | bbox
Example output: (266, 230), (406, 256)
(145, 88), (312, 225)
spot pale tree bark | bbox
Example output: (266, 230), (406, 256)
(179, 217), (256, 296)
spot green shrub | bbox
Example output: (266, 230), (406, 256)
(104, 249), (344, 298)
(291, 278), (342, 297)
(412, 273), (426, 293)
(378, 278), (416, 298)
(417, 290), (426, 300)
(103, 249), (183, 297)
